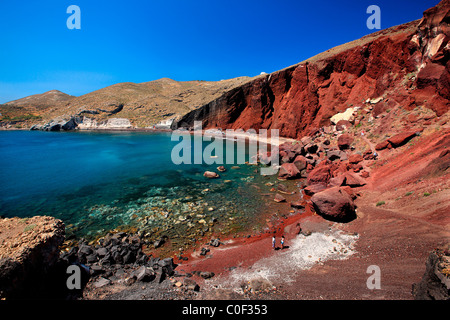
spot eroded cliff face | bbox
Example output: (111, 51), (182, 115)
(0, 216), (66, 299)
(174, 0), (450, 139)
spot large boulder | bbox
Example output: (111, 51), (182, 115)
(342, 172), (367, 188)
(337, 134), (354, 150)
(293, 155), (308, 171)
(310, 187), (357, 222)
(303, 184), (327, 196)
(327, 149), (348, 161)
(307, 163), (332, 186)
(348, 154), (364, 164)
(387, 131), (418, 148)
(375, 140), (391, 150)
(278, 163), (301, 180)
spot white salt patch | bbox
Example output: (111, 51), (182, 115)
(202, 228), (358, 291)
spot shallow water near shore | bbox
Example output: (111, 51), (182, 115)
(0, 130), (280, 248)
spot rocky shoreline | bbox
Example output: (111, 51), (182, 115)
(2, 102), (448, 299)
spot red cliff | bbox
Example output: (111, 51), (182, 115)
(174, 0), (450, 139)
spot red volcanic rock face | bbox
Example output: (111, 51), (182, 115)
(175, 1), (449, 138)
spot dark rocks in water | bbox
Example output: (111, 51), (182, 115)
(277, 183), (294, 195)
(36, 116), (82, 132)
(62, 116), (81, 130)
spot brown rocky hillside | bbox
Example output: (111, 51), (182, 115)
(0, 76), (257, 129)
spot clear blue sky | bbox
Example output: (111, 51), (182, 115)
(0, 0), (439, 103)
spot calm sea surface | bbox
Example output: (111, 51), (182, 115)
(0, 130), (277, 242)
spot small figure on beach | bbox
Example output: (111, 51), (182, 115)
(281, 235), (285, 249)
(296, 223), (302, 235)
(272, 236), (276, 250)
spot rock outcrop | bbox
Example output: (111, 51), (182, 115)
(0, 216), (65, 299)
(31, 116), (134, 131)
(412, 245), (450, 300)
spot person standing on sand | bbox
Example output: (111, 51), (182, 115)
(272, 236), (276, 250)
(281, 235), (285, 249)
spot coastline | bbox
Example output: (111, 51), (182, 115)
(2, 125), (448, 300)
(0, 125), (297, 146)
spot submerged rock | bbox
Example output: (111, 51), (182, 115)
(204, 171), (220, 178)
(274, 193), (287, 203)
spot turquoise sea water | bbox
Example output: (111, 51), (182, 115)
(0, 131), (275, 243)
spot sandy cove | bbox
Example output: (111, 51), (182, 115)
(170, 186), (448, 300)
(164, 130), (450, 300)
